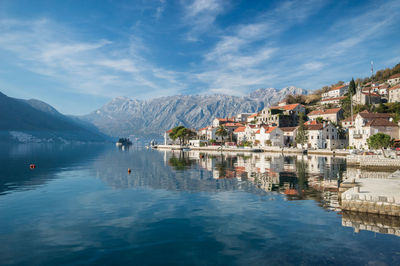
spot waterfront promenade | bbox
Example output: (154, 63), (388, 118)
(154, 144), (350, 156)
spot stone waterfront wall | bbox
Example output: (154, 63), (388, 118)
(341, 211), (400, 237)
(346, 155), (400, 169)
(341, 187), (400, 216)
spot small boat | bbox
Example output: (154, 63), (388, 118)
(182, 147), (191, 152)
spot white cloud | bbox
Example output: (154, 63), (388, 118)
(182, 0), (225, 41)
(0, 18), (185, 98)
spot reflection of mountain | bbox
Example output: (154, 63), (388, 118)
(0, 144), (108, 195)
(342, 211), (400, 237)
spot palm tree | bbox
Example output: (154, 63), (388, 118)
(216, 125), (228, 144)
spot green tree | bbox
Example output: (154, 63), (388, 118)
(316, 117), (324, 123)
(169, 126), (188, 145)
(216, 125), (228, 143)
(349, 78), (356, 95)
(295, 112), (308, 149)
(367, 133), (394, 157)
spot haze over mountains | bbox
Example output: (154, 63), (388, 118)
(82, 87), (307, 137)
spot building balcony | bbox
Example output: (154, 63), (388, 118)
(353, 134), (362, 139)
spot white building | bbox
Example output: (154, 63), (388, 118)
(387, 73), (400, 86)
(320, 96), (346, 105)
(322, 85), (349, 100)
(212, 118), (235, 127)
(349, 111), (398, 149)
(305, 123), (344, 149)
(388, 84), (400, 103)
(255, 126), (284, 147)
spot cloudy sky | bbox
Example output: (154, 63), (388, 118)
(0, 0), (399, 114)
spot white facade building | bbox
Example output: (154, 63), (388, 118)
(255, 126), (284, 147)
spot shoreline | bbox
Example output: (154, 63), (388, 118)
(154, 144), (349, 156)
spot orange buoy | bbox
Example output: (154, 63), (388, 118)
(128, 168), (131, 174)
(29, 164), (36, 169)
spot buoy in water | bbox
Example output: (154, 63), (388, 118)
(29, 164), (36, 169)
(128, 168), (131, 174)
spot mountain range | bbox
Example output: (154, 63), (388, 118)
(1, 86), (306, 142)
(81, 86), (307, 137)
(0, 91), (107, 143)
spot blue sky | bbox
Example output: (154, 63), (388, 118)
(0, 0), (399, 115)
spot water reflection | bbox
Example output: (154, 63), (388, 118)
(0, 144), (399, 265)
(0, 143), (107, 195)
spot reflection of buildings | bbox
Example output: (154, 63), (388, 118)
(191, 152), (346, 200)
(342, 212), (400, 237)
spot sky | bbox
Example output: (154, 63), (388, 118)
(0, 0), (400, 115)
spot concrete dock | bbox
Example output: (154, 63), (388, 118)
(340, 171), (400, 216)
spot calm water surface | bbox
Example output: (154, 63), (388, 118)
(0, 144), (399, 265)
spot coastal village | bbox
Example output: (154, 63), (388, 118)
(164, 72), (400, 153)
(158, 67), (400, 221)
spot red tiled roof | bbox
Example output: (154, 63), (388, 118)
(256, 125), (278, 134)
(305, 124), (324, 130)
(308, 108), (342, 116)
(198, 127), (208, 131)
(389, 84), (400, 91)
(224, 122), (243, 127)
(361, 92), (381, 97)
(234, 126), (246, 133)
(321, 96), (346, 102)
(304, 120), (319, 125)
(270, 103), (302, 111)
(365, 118), (397, 127)
(389, 73), (400, 79)
(216, 118), (235, 122)
(166, 129), (173, 133)
(248, 113), (258, 118)
(358, 112), (392, 120)
(329, 85), (347, 91)
(280, 127), (297, 132)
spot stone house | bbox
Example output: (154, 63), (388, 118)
(320, 96), (346, 105)
(387, 73), (400, 86)
(388, 84), (400, 103)
(353, 89), (381, 105)
(256, 103), (305, 127)
(280, 127), (298, 147)
(307, 108), (344, 124)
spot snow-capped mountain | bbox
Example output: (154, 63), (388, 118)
(82, 86), (308, 137)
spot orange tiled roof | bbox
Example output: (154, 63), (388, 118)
(280, 127), (297, 132)
(389, 84), (400, 91)
(270, 103), (302, 111)
(389, 73), (400, 79)
(249, 113), (258, 118)
(365, 118), (397, 127)
(308, 108), (342, 116)
(305, 124), (324, 130)
(234, 126), (246, 133)
(329, 84), (347, 91)
(304, 120), (319, 125)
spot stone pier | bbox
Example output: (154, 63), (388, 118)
(340, 171), (400, 216)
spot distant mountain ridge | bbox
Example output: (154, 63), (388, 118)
(82, 86), (307, 137)
(0, 91), (107, 143)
